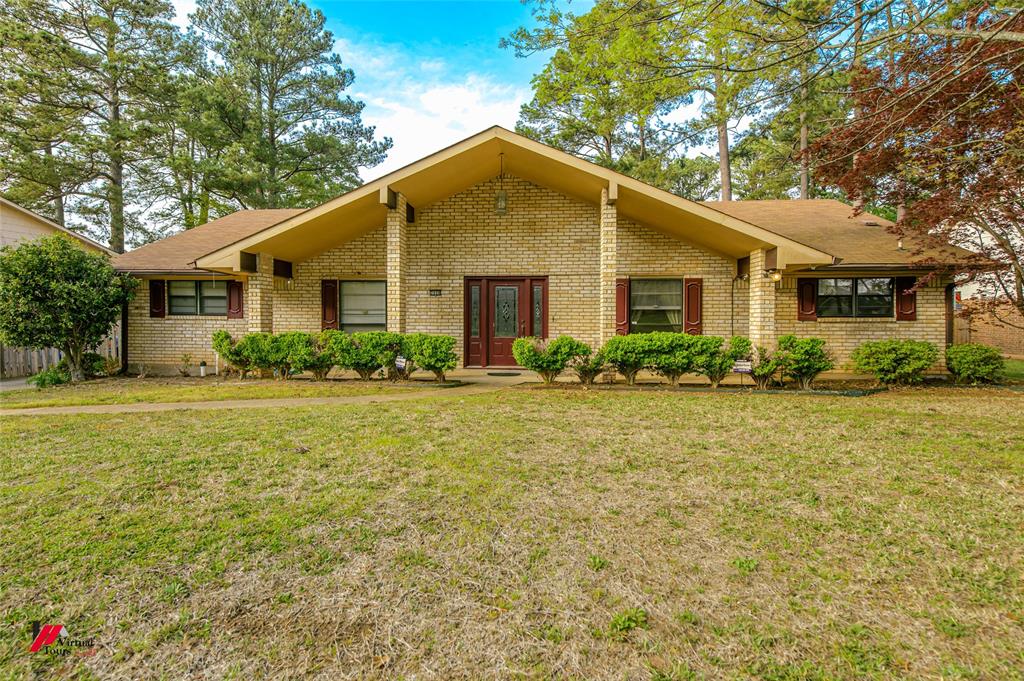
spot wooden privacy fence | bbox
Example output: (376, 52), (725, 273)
(0, 324), (121, 379)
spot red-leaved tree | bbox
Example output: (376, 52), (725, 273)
(814, 6), (1023, 328)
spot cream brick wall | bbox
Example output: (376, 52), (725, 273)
(616, 218), (745, 338)
(127, 277), (247, 372)
(776, 275), (950, 370)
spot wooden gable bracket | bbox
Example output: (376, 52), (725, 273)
(379, 186), (397, 209)
(606, 181), (618, 205)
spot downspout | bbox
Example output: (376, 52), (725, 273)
(120, 300), (129, 375)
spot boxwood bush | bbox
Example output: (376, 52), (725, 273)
(213, 330), (257, 379)
(645, 332), (699, 386)
(851, 339), (938, 385)
(409, 333), (458, 383)
(750, 346), (782, 390)
(695, 336), (752, 388)
(777, 335), (834, 390)
(571, 350), (605, 385)
(328, 331), (403, 380)
(601, 334), (649, 385)
(512, 335), (591, 384)
(945, 343), (1005, 384)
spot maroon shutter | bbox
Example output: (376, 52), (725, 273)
(895, 276), (917, 321)
(615, 278), (630, 335)
(797, 279), (817, 321)
(321, 280), (339, 330)
(684, 278), (702, 334)
(148, 280), (166, 318)
(226, 280), (244, 319)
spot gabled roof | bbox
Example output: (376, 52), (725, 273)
(1, 197), (115, 255)
(112, 209), (303, 273)
(193, 126), (837, 271)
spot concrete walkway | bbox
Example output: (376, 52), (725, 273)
(0, 373), (528, 417)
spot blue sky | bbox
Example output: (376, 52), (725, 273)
(173, 0), (590, 179)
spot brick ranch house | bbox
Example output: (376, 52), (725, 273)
(112, 127), (968, 375)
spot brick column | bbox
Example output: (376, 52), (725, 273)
(598, 187), (618, 345)
(386, 193), (408, 333)
(247, 252), (274, 333)
(748, 248), (776, 349)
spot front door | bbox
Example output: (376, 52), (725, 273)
(488, 280), (527, 366)
(464, 277), (548, 367)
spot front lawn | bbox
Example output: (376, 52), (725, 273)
(1, 389), (1021, 679)
(0, 376), (437, 409)
(1004, 358), (1024, 382)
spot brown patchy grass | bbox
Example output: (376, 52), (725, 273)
(0, 375), (436, 409)
(1, 388), (1021, 679)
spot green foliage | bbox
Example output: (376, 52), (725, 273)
(571, 350), (606, 385)
(408, 334), (458, 383)
(644, 332), (699, 385)
(777, 335), (834, 390)
(851, 339), (938, 385)
(328, 331), (402, 380)
(695, 336), (752, 388)
(0, 236), (136, 381)
(945, 343), (1005, 384)
(512, 336), (592, 384)
(609, 608), (649, 638)
(303, 331), (337, 381)
(57, 352), (108, 379)
(27, 366), (70, 389)
(601, 334), (649, 385)
(587, 555), (608, 571)
(212, 330), (256, 378)
(751, 346), (782, 390)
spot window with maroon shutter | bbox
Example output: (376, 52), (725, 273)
(321, 280), (339, 329)
(895, 276), (917, 321)
(797, 279), (817, 321)
(615, 278), (630, 335)
(226, 281), (244, 319)
(683, 278), (703, 334)
(148, 280), (166, 318)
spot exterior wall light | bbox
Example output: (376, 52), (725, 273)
(764, 269), (783, 282)
(495, 190), (508, 215)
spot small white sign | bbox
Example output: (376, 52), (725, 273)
(732, 360), (753, 374)
(395, 356), (407, 370)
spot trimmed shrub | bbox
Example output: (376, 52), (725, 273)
(646, 332), (700, 386)
(274, 331), (323, 380)
(28, 365), (70, 388)
(303, 331), (337, 381)
(571, 350), (605, 385)
(236, 332), (279, 377)
(945, 343), (1005, 384)
(409, 334), (458, 383)
(213, 330), (255, 379)
(694, 336), (752, 388)
(328, 331), (402, 380)
(601, 334), (649, 385)
(851, 339), (938, 385)
(513, 335), (591, 384)
(393, 332), (429, 380)
(777, 335), (834, 390)
(751, 346), (782, 390)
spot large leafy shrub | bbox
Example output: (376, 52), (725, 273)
(777, 335), (834, 390)
(303, 331), (337, 380)
(512, 336), (591, 384)
(695, 336), (752, 388)
(409, 334), (458, 383)
(645, 332), (700, 386)
(27, 366), (70, 388)
(212, 330), (257, 379)
(329, 331), (402, 380)
(393, 332), (430, 380)
(274, 331), (320, 380)
(851, 339), (938, 385)
(601, 334), (650, 385)
(235, 332), (279, 376)
(571, 350), (605, 385)
(750, 346), (782, 390)
(945, 343), (1005, 384)
(0, 235), (136, 382)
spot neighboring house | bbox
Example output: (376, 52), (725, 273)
(0, 198), (119, 378)
(112, 126), (970, 374)
(966, 300), (1024, 357)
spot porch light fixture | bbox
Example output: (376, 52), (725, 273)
(495, 153), (508, 215)
(764, 269), (783, 282)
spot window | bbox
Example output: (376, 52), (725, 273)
(168, 280), (229, 315)
(817, 278), (894, 318)
(340, 281), (386, 332)
(630, 279), (683, 333)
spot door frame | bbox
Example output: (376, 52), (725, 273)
(463, 276), (548, 367)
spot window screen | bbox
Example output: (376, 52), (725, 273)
(340, 281), (386, 332)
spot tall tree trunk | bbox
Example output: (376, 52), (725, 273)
(106, 17), (125, 253)
(799, 62), (809, 199)
(44, 142), (66, 225)
(713, 71), (732, 201)
(852, 1), (865, 210)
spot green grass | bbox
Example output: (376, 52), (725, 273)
(1, 388), (1022, 679)
(0, 376), (436, 409)
(1004, 358), (1024, 382)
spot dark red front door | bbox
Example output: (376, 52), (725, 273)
(464, 277), (547, 367)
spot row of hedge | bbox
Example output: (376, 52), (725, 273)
(512, 333), (1007, 388)
(212, 330), (458, 382)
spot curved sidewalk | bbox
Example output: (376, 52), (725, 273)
(0, 381), (514, 417)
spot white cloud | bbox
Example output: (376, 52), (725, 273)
(335, 39), (529, 180)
